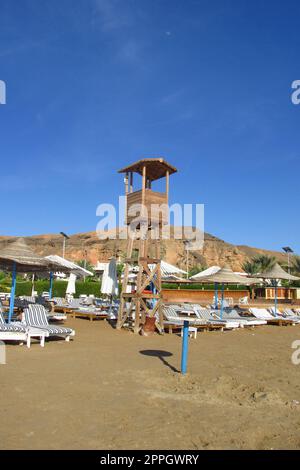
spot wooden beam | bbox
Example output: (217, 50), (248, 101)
(166, 170), (169, 200)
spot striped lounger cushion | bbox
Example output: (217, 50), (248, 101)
(25, 306), (73, 336)
(0, 312), (26, 332)
(0, 323), (26, 332)
(31, 324), (73, 335)
(52, 298), (67, 307)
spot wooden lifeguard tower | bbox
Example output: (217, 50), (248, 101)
(116, 158), (177, 334)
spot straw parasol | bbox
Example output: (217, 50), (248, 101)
(196, 266), (257, 285)
(149, 260), (187, 279)
(190, 265), (221, 280)
(45, 255), (93, 299)
(255, 263), (300, 315)
(257, 262), (299, 282)
(45, 255), (93, 278)
(0, 238), (58, 321)
(191, 266), (257, 318)
(0, 238), (52, 272)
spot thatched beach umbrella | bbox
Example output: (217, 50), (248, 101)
(0, 238), (57, 321)
(190, 266), (221, 308)
(255, 263), (300, 315)
(191, 266), (257, 318)
(45, 255), (93, 299)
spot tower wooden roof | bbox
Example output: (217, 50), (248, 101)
(118, 158), (177, 181)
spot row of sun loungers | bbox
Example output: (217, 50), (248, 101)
(162, 303), (300, 335)
(50, 296), (119, 321)
(248, 308), (299, 325)
(0, 300), (75, 347)
(2, 293), (300, 347)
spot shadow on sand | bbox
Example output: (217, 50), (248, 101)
(140, 349), (180, 373)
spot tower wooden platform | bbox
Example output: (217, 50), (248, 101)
(116, 158), (177, 334)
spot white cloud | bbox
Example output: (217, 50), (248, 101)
(93, 0), (133, 32)
(92, 0), (141, 64)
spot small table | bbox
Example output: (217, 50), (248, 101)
(26, 327), (47, 348)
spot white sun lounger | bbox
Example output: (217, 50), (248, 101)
(271, 307), (300, 323)
(0, 311), (45, 348)
(163, 305), (206, 326)
(249, 308), (296, 324)
(23, 305), (75, 342)
(218, 308), (267, 326)
(192, 305), (240, 329)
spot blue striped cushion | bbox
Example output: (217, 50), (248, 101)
(24, 306), (73, 335)
(27, 304), (49, 325)
(33, 325), (73, 335)
(0, 322), (25, 332)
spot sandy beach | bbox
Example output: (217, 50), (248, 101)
(1, 319), (300, 450)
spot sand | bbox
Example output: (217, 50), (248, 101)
(1, 318), (300, 450)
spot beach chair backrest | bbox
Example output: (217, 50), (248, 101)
(260, 308), (274, 318)
(249, 308), (260, 318)
(0, 311), (5, 324)
(23, 296), (36, 303)
(250, 308), (272, 319)
(52, 297), (67, 307)
(25, 304), (49, 326)
(194, 307), (210, 321)
(268, 307), (283, 317)
(284, 309), (294, 317)
(163, 305), (178, 320)
(69, 298), (82, 309)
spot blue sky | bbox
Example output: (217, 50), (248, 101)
(0, 0), (299, 254)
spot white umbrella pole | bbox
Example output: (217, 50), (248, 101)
(31, 273), (35, 297)
(214, 282), (218, 310)
(8, 262), (17, 323)
(274, 281), (278, 317)
(220, 283), (225, 319)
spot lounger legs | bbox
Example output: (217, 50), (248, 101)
(26, 336), (31, 348)
(65, 336), (70, 342)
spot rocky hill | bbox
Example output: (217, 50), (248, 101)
(0, 229), (287, 272)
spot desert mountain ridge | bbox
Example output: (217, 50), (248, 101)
(0, 228), (288, 272)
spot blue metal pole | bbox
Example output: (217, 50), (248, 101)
(181, 320), (189, 374)
(214, 282), (218, 310)
(8, 262), (17, 323)
(220, 283), (225, 320)
(150, 281), (156, 309)
(274, 281), (278, 316)
(49, 272), (54, 300)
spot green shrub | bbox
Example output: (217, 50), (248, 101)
(0, 280), (102, 298)
(162, 283), (249, 290)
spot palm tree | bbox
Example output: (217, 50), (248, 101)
(243, 255), (276, 299)
(293, 256), (300, 275)
(242, 260), (260, 276)
(188, 264), (207, 277)
(76, 259), (95, 277)
(252, 254), (276, 273)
